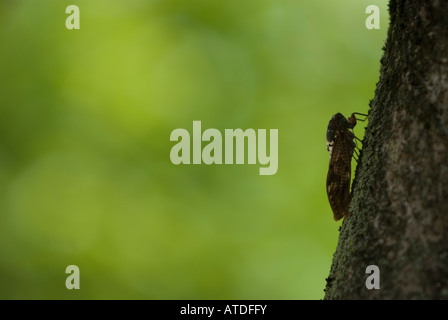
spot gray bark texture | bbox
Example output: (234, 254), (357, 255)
(324, 0), (448, 299)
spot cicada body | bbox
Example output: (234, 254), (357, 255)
(326, 113), (363, 221)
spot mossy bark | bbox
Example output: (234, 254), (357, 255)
(324, 0), (448, 299)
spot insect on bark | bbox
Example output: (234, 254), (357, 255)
(326, 112), (367, 221)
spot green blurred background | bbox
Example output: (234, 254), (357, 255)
(0, 0), (387, 299)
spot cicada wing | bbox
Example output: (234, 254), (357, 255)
(326, 129), (354, 221)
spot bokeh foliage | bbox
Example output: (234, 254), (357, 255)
(0, 0), (387, 299)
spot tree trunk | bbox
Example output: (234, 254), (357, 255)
(324, 0), (448, 300)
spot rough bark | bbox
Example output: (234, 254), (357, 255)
(324, 0), (448, 299)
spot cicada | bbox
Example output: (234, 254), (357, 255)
(326, 112), (367, 221)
